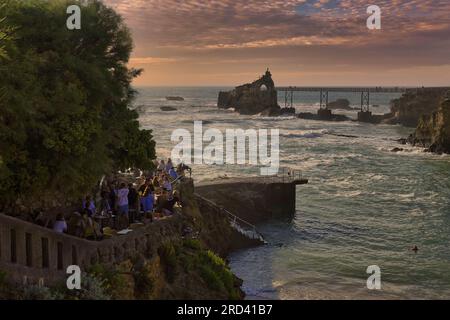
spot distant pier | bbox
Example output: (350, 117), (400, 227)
(276, 86), (450, 123)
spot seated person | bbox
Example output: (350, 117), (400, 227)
(81, 210), (102, 240)
(34, 211), (52, 228)
(177, 163), (192, 177)
(164, 191), (181, 214)
(67, 212), (84, 237)
(162, 177), (173, 193)
(53, 213), (68, 234)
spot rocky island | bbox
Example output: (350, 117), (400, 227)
(218, 69), (281, 116)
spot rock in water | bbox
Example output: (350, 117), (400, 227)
(166, 96), (184, 101)
(327, 99), (352, 110)
(409, 92), (450, 154)
(160, 106), (178, 112)
(217, 69), (281, 116)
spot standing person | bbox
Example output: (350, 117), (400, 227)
(166, 158), (174, 173)
(99, 190), (112, 215)
(128, 183), (139, 223)
(117, 183), (130, 228)
(157, 160), (165, 173)
(139, 178), (155, 222)
(84, 195), (96, 216)
(168, 166), (178, 180)
(109, 183), (117, 213)
(162, 176), (173, 193)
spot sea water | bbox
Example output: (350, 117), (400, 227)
(134, 87), (450, 300)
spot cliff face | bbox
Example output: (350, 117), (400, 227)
(218, 70), (281, 116)
(409, 94), (450, 154)
(385, 88), (448, 127)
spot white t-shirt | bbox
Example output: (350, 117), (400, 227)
(117, 188), (129, 206)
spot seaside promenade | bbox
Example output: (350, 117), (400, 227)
(0, 170), (307, 286)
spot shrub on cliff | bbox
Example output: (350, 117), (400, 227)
(0, 0), (156, 210)
(158, 243), (179, 283)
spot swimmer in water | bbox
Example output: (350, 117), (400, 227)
(411, 245), (419, 253)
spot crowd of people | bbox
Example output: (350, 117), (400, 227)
(27, 159), (191, 241)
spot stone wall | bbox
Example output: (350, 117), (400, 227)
(195, 180), (299, 224)
(0, 178), (267, 287)
(0, 211), (184, 286)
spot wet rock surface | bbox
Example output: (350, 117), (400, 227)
(218, 69), (281, 116)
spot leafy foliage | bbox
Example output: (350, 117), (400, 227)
(0, 0), (156, 210)
(87, 263), (130, 299)
(158, 243), (178, 283)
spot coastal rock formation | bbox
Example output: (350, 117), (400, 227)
(383, 88), (448, 127)
(298, 112), (350, 122)
(408, 92), (450, 154)
(166, 96), (184, 101)
(218, 69), (281, 116)
(327, 99), (353, 110)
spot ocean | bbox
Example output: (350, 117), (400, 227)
(134, 87), (450, 300)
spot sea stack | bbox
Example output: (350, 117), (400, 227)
(218, 69), (281, 116)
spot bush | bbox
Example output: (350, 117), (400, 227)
(21, 285), (56, 300)
(87, 264), (128, 299)
(158, 243), (178, 283)
(133, 264), (155, 299)
(183, 239), (202, 250)
(78, 273), (111, 300)
(198, 250), (240, 299)
(199, 265), (226, 292)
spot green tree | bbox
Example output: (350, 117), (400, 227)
(0, 0), (155, 211)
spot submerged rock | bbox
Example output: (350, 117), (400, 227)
(160, 106), (178, 112)
(327, 99), (353, 110)
(218, 69), (281, 116)
(297, 112), (350, 122)
(166, 96), (184, 101)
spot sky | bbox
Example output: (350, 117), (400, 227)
(103, 0), (450, 87)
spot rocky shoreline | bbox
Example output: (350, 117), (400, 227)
(405, 93), (450, 154)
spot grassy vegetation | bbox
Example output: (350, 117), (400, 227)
(158, 239), (242, 300)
